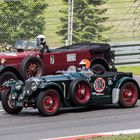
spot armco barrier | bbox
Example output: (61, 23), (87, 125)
(110, 41), (140, 65)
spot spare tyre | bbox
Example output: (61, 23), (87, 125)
(20, 56), (44, 79)
(69, 79), (92, 106)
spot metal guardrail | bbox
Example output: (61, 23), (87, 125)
(110, 41), (140, 65)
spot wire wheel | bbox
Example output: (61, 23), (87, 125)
(119, 82), (138, 108)
(20, 56), (43, 79)
(1, 89), (22, 114)
(37, 89), (60, 116)
(69, 79), (92, 106)
(0, 72), (17, 97)
(75, 82), (90, 104)
(26, 60), (40, 77)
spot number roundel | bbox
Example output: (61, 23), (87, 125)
(93, 77), (105, 92)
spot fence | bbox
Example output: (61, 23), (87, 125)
(0, 0), (140, 48)
(111, 41), (140, 65)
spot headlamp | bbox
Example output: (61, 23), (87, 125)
(15, 80), (23, 91)
(31, 81), (39, 91)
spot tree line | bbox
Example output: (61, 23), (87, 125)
(0, 0), (109, 48)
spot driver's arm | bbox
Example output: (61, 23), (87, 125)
(40, 43), (50, 53)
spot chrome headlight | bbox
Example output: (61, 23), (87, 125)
(31, 81), (39, 91)
(15, 80), (23, 91)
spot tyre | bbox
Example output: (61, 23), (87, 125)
(37, 89), (61, 116)
(0, 71), (18, 98)
(20, 56), (43, 79)
(119, 82), (138, 108)
(69, 79), (92, 106)
(91, 63), (107, 74)
(1, 89), (22, 114)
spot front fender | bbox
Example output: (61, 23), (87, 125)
(39, 82), (65, 105)
(112, 77), (140, 103)
(2, 80), (16, 88)
(0, 65), (24, 81)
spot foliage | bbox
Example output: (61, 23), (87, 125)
(0, 0), (47, 47)
(57, 0), (110, 44)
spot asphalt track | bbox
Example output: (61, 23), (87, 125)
(0, 77), (140, 140)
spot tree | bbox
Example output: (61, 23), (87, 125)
(0, 0), (47, 46)
(57, 0), (110, 44)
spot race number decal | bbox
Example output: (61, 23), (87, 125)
(50, 55), (55, 64)
(94, 77), (105, 92)
(67, 54), (76, 62)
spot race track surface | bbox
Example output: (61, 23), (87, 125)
(0, 76), (140, 140)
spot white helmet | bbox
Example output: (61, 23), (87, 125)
(36, 35), (46, 45)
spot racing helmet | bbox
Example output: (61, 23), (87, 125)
(36, 35), (46, 46)
(79, 59), (91, 69)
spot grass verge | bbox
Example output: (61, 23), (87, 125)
(116, 65), (140, 76)
(78, 134), (140, 140)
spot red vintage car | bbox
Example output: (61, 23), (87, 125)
(0, 40), (115, 90)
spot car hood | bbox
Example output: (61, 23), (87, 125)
(0, 51), (39, 59)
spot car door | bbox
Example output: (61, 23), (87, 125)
(41, 49), (92, 75)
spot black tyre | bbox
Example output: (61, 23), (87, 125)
(69, 79), (92, 106)
(20, 56), (43, 79)
(119, 82), (138, 108)
(91, 63), (108, 74)
(37, 89), (61, 116)
(0, 71), (18, 98)
(1, 89), (22, 114)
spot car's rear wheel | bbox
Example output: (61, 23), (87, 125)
(91, 63), (107, 74)
(37, 89), (61, 116)
(119, 82), (138, 108)
(69, 79), (92, 106)
(0, 72), (18, 98)
(20, 56), (43, 79)
(1, 89), (23, 114)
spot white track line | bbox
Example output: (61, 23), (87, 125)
(0, 110), (4, 112)
(40, 129), (140, 140)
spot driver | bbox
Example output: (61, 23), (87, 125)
(36, 35), (50, 53)
(79, 59), (93, 77)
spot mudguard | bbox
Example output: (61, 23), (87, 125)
(112, 77), (140, 103)
(39, 82), (65, 104)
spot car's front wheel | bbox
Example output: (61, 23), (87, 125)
(119, 82), (138, 108)
(37, 89), (61, 116)
(1, 89), (23, 114)
(0, 71), (18, 98)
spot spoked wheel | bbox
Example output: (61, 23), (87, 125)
(20, 56), (43, 79)
(69, 79), (92, 106)
(119, 82), (138, 108)
(1, 89), (22, 114)
(91, 64), (107, 74)
(0, 72), (18, 98)
(37, 89), (61, 116)
(26, 60), (41, 77)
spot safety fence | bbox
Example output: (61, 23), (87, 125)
(111, 41), (140, 65)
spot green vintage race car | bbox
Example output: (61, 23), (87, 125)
(1, 71), (140, 116)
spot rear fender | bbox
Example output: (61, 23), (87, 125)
(112, 77), (140, 103)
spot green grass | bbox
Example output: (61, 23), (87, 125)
(78, 134), (140, 140)
(44, 0), (66, 48)
(43, 0), (140, 47)
(117, 65), (140, 76)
